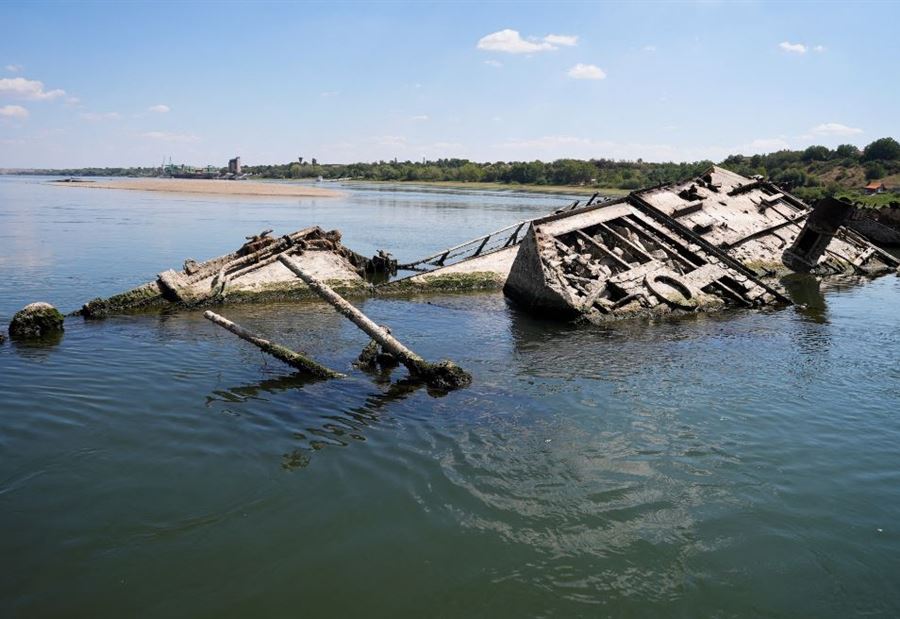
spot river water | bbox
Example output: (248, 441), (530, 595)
(1, 176), (899, 617)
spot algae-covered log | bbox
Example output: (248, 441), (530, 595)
(278, 255), (471, 390)
(203, 310), (343, 379)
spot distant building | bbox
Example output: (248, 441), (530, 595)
(228, 156), (241, 175)
(864, 181), (886, 195)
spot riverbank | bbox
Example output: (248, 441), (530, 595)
(56, 178), (341, 198)
(352, 179), (628, 197)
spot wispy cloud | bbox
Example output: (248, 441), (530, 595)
(778, 41), (807, 54)
(141, 131), (200, 143)
(148, 104), (170, 113)
(567, 63), (606, 80)
(483, 59), (503, 68)
(543, 34), (578, 47)
(320, 90), (339, 97)
(643, 45), (657, 53)
(0, 77), (66, 100)
(5, 64), (23, 73)
(410, 114), (429, 121)
(0, 104), (29, 119)
(808, 122), (862, 137)
(80, 111), (121, 121)
(477, 29), (577, 54)
(813, 45), (826, 53)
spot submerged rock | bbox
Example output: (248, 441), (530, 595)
(9, 302), (65, 339)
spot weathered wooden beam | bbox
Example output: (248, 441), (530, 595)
(278, 255), (471, 390)
(203, 310), (342, 379)
(572, 231), (631, 269)
(594, 221), (654, 261)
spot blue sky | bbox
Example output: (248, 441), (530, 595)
(1, 1), (897, 168)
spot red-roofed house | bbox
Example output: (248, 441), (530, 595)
(864, 181), (887, 195)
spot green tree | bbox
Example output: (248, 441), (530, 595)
(774, 168), (807, 187)
(802, 145), (830, 162)
(835, 144), (860, 159)
(456, 162), (484, 182)
(862, 137), (900, 162)
(865, 162), (886, 180)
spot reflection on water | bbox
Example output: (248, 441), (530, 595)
(8, 330), (65, 355)
(782, 273), (828, 323)
(2, 177), (900, 617)
(207, 371), (427, 470)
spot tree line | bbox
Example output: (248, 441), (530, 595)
(239, 136), (900, 198)
(245, 157), (717, 190)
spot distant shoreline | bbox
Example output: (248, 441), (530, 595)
(348, 179), (629, 197)
(54, 178), (341, 198)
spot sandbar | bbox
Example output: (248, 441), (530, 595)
(58, 178), (341, 198)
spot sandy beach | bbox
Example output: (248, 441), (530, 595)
(58, 178), (341, 198)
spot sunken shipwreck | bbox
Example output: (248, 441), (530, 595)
(13, 166), (899, 391)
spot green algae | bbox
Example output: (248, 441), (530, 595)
(377, 272), (504, 295)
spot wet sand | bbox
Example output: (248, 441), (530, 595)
(59, 178), (341, 198)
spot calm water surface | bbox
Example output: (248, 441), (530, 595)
(1, 176), (899, 617)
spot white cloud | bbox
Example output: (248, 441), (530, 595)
(483, 59), (503, 68)
(320, 90), (339, 97)
(410, 114), (429, 121)
(643, 45), (657, 53)
(809, 122), (862, 137)
(5, 64), (23, 73)
(543, 34), (578, 47)
(0, 104), (29, 119)
(140, 131), (200, 143)
(148, 104), (170, 113)
(778, 41), (807, 54)
(477, 29), (576, 54)
(0, 77), (66, 100)
(80, 111), (121, 121)
(813, 45), (826, 53)
(65, 96), (80, 105)
(567, 63), (607, 80)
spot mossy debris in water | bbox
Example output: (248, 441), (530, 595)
(419, 360), (473, 392)
(378, 272), (504, 295)
(81, 282), (165, 319)
(9, 302), (65, 338)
